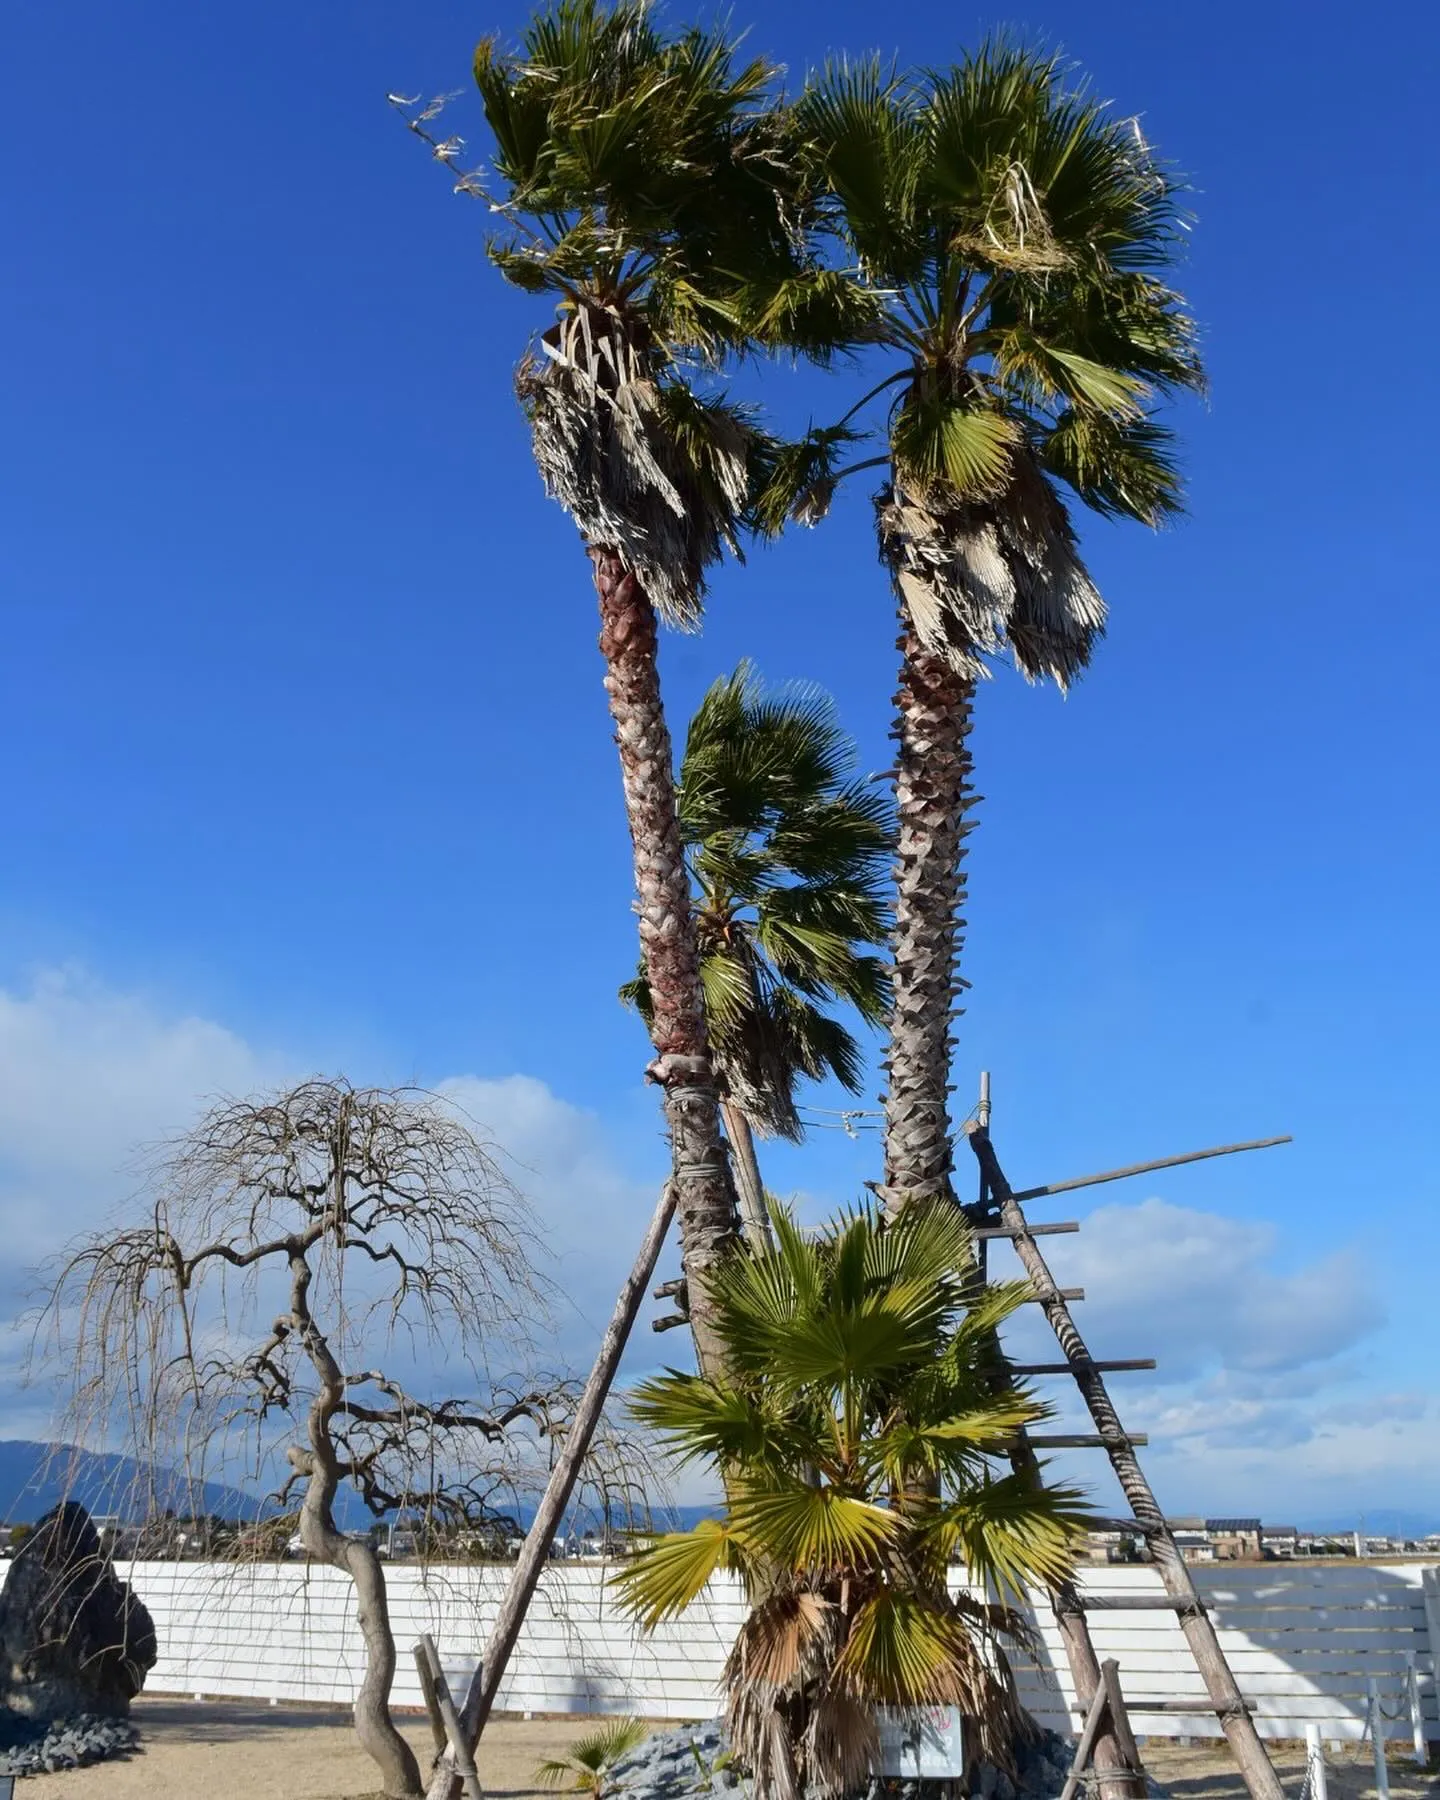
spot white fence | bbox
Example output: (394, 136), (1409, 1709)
(124, 1559), (1440, 1744)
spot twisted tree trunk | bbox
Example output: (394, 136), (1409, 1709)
(592, 550), (739, 1377)
(880, 620), (978, 1215)
(290, 1252), (423, 1800)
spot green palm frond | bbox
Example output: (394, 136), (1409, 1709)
(730, 1483), (899, 1571)
(620, 663), (893, 1140)
(915, 1470), (1093, 1600)
(615, 1198), (1087, 1791)
(833, 1587), (979, 1705)
(796, 34), (1202, 682)
(612, 1519), (749, 1628)
(533, 1716), (650, 1792)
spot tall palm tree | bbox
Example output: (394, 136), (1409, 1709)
(622, 663), (893, 1244)
(766, 45), (1203, 1211)
(453, 0), (869, 1373)
(613, 1201), (1088, 1796)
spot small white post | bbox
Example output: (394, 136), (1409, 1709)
(1305, 1725), (1329, 1800)
(1369, 1679), (1391, 1800)
(1406, 1655), (1426, 1767)
(978, 1071), (992, 1129)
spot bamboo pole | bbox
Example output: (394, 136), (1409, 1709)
(720, 1101), (773, 1249)
(968, 1125), (1285, 1800)
(427, 1185), (676, 1800)
(1010, 1136), (1291, 1206)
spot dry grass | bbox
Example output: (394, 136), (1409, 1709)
(17, 1698), (1440, 1800)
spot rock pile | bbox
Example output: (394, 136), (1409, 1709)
(607, 1720), (1166, 1800)
(0, 1710), (139, 1777)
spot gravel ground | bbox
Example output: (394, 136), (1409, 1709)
(12, 1699), (1439, 1800)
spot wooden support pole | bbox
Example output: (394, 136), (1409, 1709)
(1058, 1660), (1142, 1800)
(428, 1186), (676, 1800)
(1028, 1433), (1148, 1448)
(965, 1077), (1141, 1800)
(1011, 1360), (1156, 1375)
(419, 1636), (483, 1800)
(1010, 1136), (1291, 1206)
(968, 1126), (1285, 1800)
(414, 1641), (448, 1754)
(973, 1222), (1079, 1240)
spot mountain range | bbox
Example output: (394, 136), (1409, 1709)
(0, 1439), (262, 1524)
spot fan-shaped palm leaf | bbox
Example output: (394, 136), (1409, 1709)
(613, 1203), (1090, 1796)
(788, 41), (1202, 1210)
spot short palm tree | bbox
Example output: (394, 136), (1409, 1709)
(621, 663), (893, 1244)
(535, 1717), (649, 1799)
(456, 0), (869, 1373)
(768, 46), (1203, 1210)
(613, 1203), (1088, 1797)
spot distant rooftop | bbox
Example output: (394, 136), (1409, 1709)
(1206, 1518), (1262, 1532)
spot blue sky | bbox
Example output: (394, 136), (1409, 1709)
(2, 0), (1437, 1524)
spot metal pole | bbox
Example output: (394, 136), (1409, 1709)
(1305, 1726), (1328, 1800)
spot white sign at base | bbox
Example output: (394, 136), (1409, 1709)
(876, 1706), (965, 1778)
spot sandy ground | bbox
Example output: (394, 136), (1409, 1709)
(17, 1699), (1440, 1800)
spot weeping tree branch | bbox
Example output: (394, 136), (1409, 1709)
(40, 1078), (651, 1800)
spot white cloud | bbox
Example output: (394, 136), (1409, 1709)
(0, 968), (286, 1258)
(0, 969), (1421, 1520)
(1001, 1197), (1382, 1377)
(0, 973), (677, 1444)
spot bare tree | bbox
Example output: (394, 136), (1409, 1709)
(44, 1078), (603, 1800)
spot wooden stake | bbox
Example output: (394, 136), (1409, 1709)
(419, 1636), (483, 1800)
(413, 1641), (448, 1753)
(428, 1185), (676, 1800)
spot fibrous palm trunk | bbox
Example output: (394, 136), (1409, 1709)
(592, 550), (739, 1375)
(880, 620), (977, 1214)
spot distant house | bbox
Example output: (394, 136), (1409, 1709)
(1167, 1517), (1215, 1564)
(1261, 1524), (1299, 1559)
(1206, 1518), (1263, 1560)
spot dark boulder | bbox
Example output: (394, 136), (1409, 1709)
(0, 1501), (156, 1720)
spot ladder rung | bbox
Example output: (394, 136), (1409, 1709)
(1010, 1359), (1156, 1375)
(1113, 1699), (1255, 1715)
(973, 1222), (1079, 1239)
(1018, 1287), (1084, 1303)
(1029, 1433), (1148, 1448)
(1077, 1594), (1205, 1612)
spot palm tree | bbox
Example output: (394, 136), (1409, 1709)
(613, 1201), (1088, 1797)
(534, 1717), (649, 1799)
(765, 45), (1203, 1210)
(621, 663), (893, 1244)
(456, 0), (870, 1373)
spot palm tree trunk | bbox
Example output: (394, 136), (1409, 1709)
(592, 549), (739, 1376)
(880, 620), (977, 1214)
(720, 1101), (773, 1247)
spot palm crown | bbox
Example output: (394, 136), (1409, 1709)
(469, 0), (872, 624)
(613, 1203), (1089, 1792)
(774, 42), (1203, 682)
(621, 664), (892, 1141)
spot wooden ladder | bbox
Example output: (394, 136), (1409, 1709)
(962, 1099), (1289, 1800)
